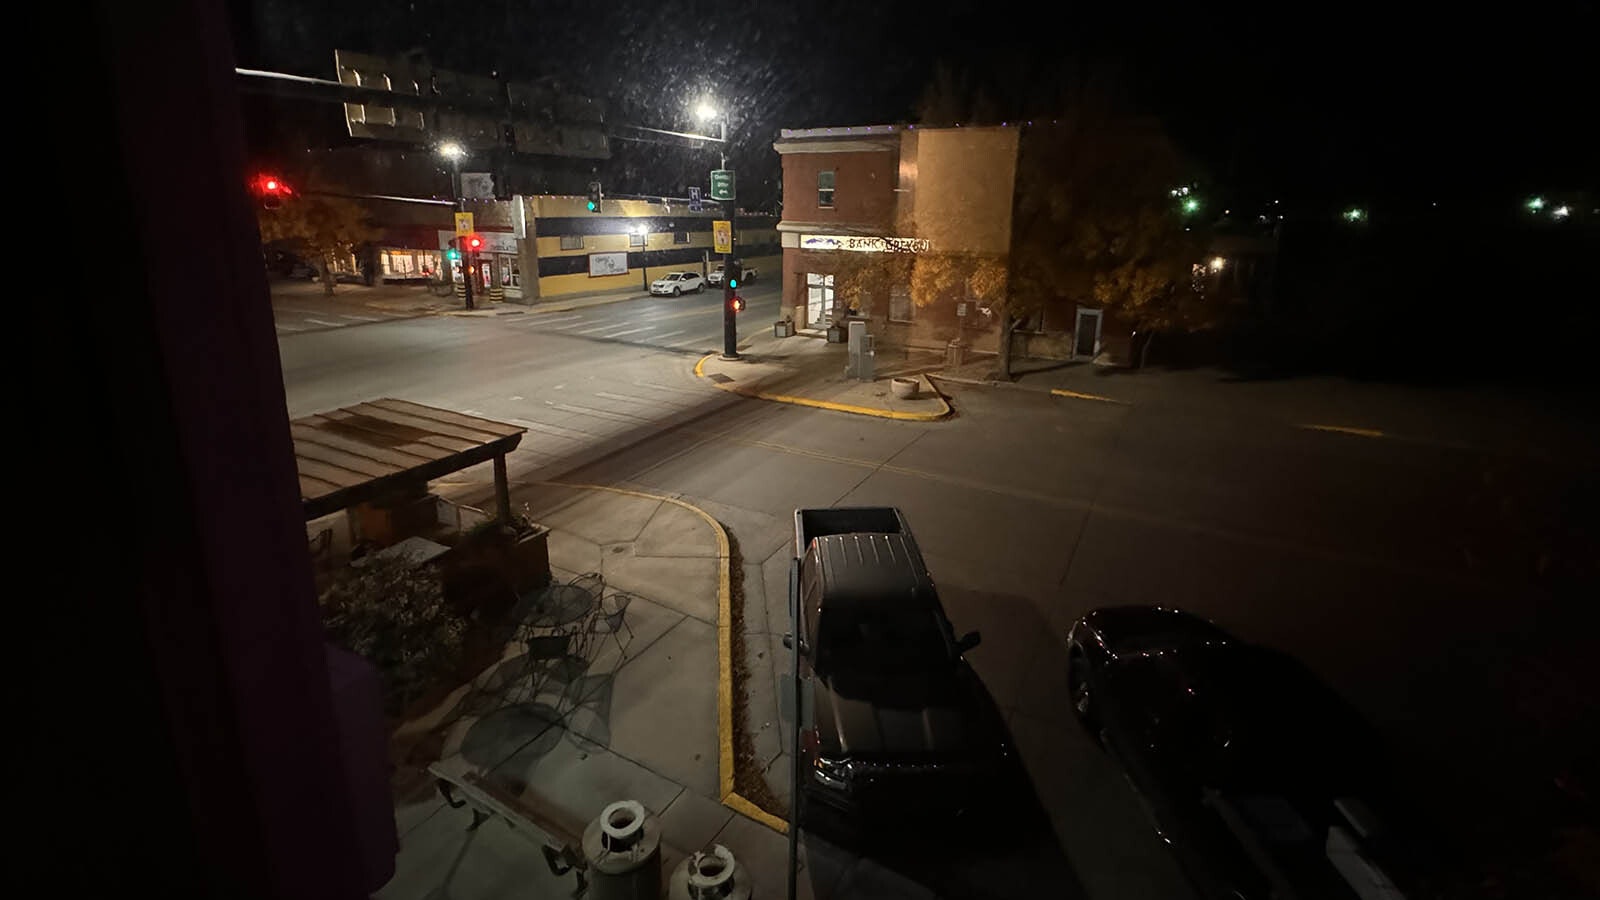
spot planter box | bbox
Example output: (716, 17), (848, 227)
(773, 320), (793, 338)
(507, 525), (551, 594)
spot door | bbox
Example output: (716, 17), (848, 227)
(1075, 308), (1103, 358)
(806, 273), (834, 327)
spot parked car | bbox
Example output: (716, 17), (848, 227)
(707, 264), (757, 286)
(787, 507), (1017, 840)
(649, 271), (705, 296)
(1065, 606), (1416, 900)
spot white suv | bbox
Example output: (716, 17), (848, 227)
(708, 264), (758, 286)
(649, 271), (706, 296)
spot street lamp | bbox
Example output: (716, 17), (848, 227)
(437, 141), (473, 309)
(695, 97), (739, 359)
(632, 223), (649, 292)
(695, 100), (726, 169)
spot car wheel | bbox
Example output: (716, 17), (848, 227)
(696, 284), (704, 293)
(1068, 645), (1098, 732)
(672, 287), (681, 297)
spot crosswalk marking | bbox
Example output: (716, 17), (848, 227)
(339, 313), (381, 321)
(304, 318), (343, 327)
(598, 326), (649, 338)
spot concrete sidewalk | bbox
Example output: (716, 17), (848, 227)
(933, 356), (1140, 405)
(695, 329), (952, 421)
(381, 482), (799, 900)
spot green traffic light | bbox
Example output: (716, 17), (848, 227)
(586, 201), (597, 211)
(1181, 197), (1200, 214)
(728, 278), (738, 288)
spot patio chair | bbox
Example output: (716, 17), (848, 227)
(591, 590), (636, 659)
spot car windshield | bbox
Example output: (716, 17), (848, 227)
(815, 608), (950, 673)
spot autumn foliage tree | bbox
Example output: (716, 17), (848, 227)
(918, 61), (1219, 376)
(256, 194), (378, 295)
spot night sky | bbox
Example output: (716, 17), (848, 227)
(235, 0), (1597, 213)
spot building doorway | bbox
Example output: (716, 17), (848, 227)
(1074, 308), (1103, 358)
(806, 273), (834, 327)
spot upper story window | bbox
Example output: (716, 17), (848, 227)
(817, 170), (835, 208)
(674, 231), (690, 244)
(560, 234), (584, 250)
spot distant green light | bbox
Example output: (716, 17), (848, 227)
(1526, 196), (1545, 212)
(1343, 207), (1366, 223)
(586, 200), (598, 212)
(1181, 197), (1200, 214)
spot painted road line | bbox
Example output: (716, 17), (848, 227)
(631, 380), (706, 397)
(274, 322), (306, 332)
(1049, 388), (1128, 404)
(651, 329), (687, 342)
(549, 401), (652, 424)
(520, 313), (584, 326)
(694, 354), (952, 421)
(571, 323), (618, 335)
(339, 313), (381, 321)
(598, 326), (651, 339)
(1298, 423), (1386, 439)
(304, 318), (344, 328)
(594, 390), (681, 408)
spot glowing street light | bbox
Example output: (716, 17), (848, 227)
(1343, 207), (1366, 223)
(438, 141), (466, 162)
(1209, 256), (1227, 272)
(694, 100), (719, 123)
(1182, 197), (1201, 214)
(1526, 196), (1546, 212)
(1552, 205), (1571, 220)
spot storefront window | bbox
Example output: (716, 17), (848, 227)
(889, 286), (913, 322)
(501, 256), (520, 287)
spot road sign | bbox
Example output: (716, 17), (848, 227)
(688, 186), (702, 212)
(454, 212), (475, 235)
(710, 169), (735, 202)
(713, 220), (733, 254)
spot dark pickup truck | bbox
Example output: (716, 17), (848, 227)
(786, 507), (1015, 833)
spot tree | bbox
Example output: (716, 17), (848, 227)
(256, 194), (378, 295)
(916, 61), (1218, 377)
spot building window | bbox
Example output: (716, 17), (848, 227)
(674, 231), (690, 244)
(560, 234), (584, 251)
(1017, 308), (1046, 333)
(629, 231), (645, 247)
(888, 286), (912, 322)
(817, 170), (835, 208)
(502, 257), (520, 287)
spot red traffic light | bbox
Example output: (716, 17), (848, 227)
(251, 173), (293, 209)
(464, 234), (485, 252)
(730, 295), (746, 313)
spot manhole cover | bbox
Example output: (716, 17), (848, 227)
(707, 373), (734, 384)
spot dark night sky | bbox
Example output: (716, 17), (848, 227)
(235, 0), (1597, 213)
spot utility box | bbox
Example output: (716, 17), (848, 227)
(846, 320), (875, 381)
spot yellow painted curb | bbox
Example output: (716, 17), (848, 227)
(1298, 423), (1386, 439)
(1049, 388), (1129, 404)
(695, 354), (952, 422)
(540, 481), (788, 835)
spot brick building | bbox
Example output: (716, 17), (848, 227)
(774, 124), (1277, 365)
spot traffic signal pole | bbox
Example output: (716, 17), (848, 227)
(718, 119), (740, 360)
(451, 161), (474, 310)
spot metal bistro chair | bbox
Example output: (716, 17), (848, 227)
(591, 589), (637, 659)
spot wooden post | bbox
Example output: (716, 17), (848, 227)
(493, 454), (512, 523)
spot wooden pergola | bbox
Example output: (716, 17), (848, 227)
(289, 398), (526, 523)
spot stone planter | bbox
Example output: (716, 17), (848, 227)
(773, 320), (793, 338)
(890, 377), (920, 399)
(507, 524), (551, 594)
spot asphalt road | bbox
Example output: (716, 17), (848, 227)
(278, 290), (1598, 898)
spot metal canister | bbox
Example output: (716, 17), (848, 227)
(581, 800), (662, 900)
(667, 844), (752, 900)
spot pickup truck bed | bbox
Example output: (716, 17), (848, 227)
(794, 507), (910, 559)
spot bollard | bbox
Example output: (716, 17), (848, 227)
(668, 844), (752, 900)
(581, 800), (662, 900)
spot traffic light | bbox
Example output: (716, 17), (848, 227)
(446, 240), (461, 262)
(724, 261), (742, 290)
(586, 182), (603, 213)
(464, 234), (485, 253)
(251, 173), (293, 209)
(730, 295), (746, 313)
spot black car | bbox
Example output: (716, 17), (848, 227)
(1066, 606), (1414, 900)
(789, 510), (1017, 838)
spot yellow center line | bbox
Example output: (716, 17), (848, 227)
(1298, 423), (1386, 439)
(1049, 388), (1129, 404)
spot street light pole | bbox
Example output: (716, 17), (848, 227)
(717, 117), (738, 359)
(441, 142), (474, 311)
